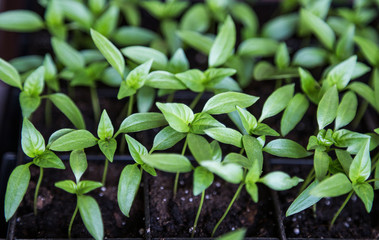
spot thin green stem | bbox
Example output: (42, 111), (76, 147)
(127, 94), (134, 117)
(352, 101), (368, 129)
(68, 203), (79, 239)
(366, 178), (379, 183)
(102, 159), (109, 186)
(330, 191), (353, 229)
(166, 91), (175, 103)
(189, 92), (204, 110)
(119, 95), (135, 154)
(371, 152), (379, 172)
(239, 148), (245, 155)
(211, 182), (245, 237)
(174, 137), (188, 198)
(299, 168), (315, 193)
(34, 167), (44, 215)
(45, 88), (52, 128)
(191, 190), (205, 238)
(90, 86), (101, 124)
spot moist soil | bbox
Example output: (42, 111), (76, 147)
(148, 171), (278, 238)
(14, 159), (145, 238)
(271, 163), (379, 239)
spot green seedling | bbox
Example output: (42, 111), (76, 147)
(4, 118), (65, 221)
(55, 150), (103, 240)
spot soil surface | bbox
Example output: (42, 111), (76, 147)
(148, 171), (278, 238)
(272, 163), (379, 239)
(14, 159), (145, 238)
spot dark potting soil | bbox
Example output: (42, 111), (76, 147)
(271, 163), (379, 239)
(148, 171), (278, 238)
(14, 160), (145, 238)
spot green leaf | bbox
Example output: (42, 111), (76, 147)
(118, 164), (142, 217)
(55, 180), (77, 194)
(117, 113), (167, 135)
(353, 182), (373, 212)
(259, 84), (294, 122)
(238, 38), (279, 57)
(145, 71), (186, 90)
(262, 13), (298, 40)
(70, 149), (88, 183)
(91, 29), (124, 76)
(168, 48), (189, 74)
(314, 149), (330, 181)
(281, 93), (309, 136)
(204, 68), (236, 86)
(180, 3), (209, 32)
(335, 149), (353, 175)
(122, 46), (167, 70)
(0, 10), (44, 32)
(177, 30), (213, 54)
(326, 56), (357, 90)
(252, 123), (279, 137)
(349, 139), (371, 183)
(89, 0), (105, 14)
(354, 36), (379, 67)
(48, 129), (75, 146)
(217, 228), (246, 240)
(58, 0), (93, 28)
(317, 85), (338, 130)
(264, 139), (311, 158)
(47, 93), (86, 129)
(193, 166), (214, 196)
(125, 135), (148, 165)
(259, 171), (303, 191)
(224, 153), (252, 169)
(293, 47), (328, 68)
(156, 102), (194, 133)
(4, 164), (31, 221)
(204, 127), (242, 148)
(333, 129), (370, 154)
(97, 110), (114, 140)
(11, 55), (44, 73)
(0, 58), (22, 89)
(93, 5), (119, 37)
(113, 26), (157, 46)
(203, 92), (259, 115)
(19, 92), (40, 118)
(77, 181), (102, 194)
(310, 173), (352, 197)
(348, 82), (376, 108)
(253, 62), (299, 81)
(98, 139), (117, 162)
(209, 15), (236, 67)
(299, 68), (320, 104)
(141, 154), (192, 173)
(152, 126), (186, 151)
(51, 37), (84, 70)
(286, 180), (321, 216)
(275, 43), (290, 69)
(137, 86), (155, 113)
(243, 135), (263, 170)
(336, 25), (355, 60)
(230, 2), (258, 39)
(125, 60), (153, 90)
(21, 118), (45, 158)
(335, 91), (357, 130)
(236, 106), (257, 134)
(77, 195), (104, 240)
(188, 134), (213, 163)
(300, 8), (335, 50)
(34, 150), (65, 169)
(246, 181), (259, 203)
(200, 161), (243, 184)
(190, 112), (225, 135)
(49, 130), (97, 152)
(175, 69), (205, 92)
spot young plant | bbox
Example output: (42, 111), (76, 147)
(55, 150), (103, 240)
(0, 58), (86, 129)
(4, 118), (65, 221)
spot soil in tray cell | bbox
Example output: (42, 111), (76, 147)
(14, 160), (145, 238)
(148, 171), (278, 238)
(272, 164), (379, 239)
